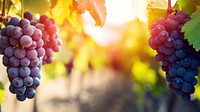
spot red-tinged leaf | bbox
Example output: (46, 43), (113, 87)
(74, 0), (107, 26)
(50, 0), (58, 9)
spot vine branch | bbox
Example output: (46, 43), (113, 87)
(166, 0), (174, 16)
(0, 0), (7, 26)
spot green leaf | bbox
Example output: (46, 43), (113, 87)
(182, 6), (200, 51)
(24, 0), (50, 14)
(0, 82), (4, 103)
(177, 0), (200, 15)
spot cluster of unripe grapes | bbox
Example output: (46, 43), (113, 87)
(0, 12), (62, 101)
(149, 11), (200, 101)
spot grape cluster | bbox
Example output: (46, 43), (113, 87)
(149, 11), (200, 101)
(24, 12), (62, 64)
(0, 12), (61, 101)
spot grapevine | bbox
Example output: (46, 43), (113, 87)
(148, 1), (200, 101)
(0, 12), (62, 101)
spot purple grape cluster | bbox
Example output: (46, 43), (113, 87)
(149, 11), (200, 101)
(24, 12), (62, 64)
(0, 12), (61, 101)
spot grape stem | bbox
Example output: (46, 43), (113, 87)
(0, 0), (7, 26)
(166, 0), (174, 16)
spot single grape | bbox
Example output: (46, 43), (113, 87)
(9, 84), (16, 94)
(20, 57), (30, 67)
(12, 77), (23, 87)
(16, 94), (26, 101)
(14, 47), (26, 59)
(30, 67), (40, 77)
(19, 67), (31, 77)
(7, 67), (19, 78)
(24, 12), (33, 21)
(24, 76), (33, 86)
(20, 35), (32, 48)
(15, 86), (26, 95)
(19, 19), (30, 28)
(31, 77), (40, 89)
(4, 47), (14, 57)
(12, 26), (23, 39)
(9, 56), (20, 67)
(8, 17), (20, 26)
(23, 24), (35, 36)
(32, 29), (42, 41)
(25, 88), (36, 99)
(6, 25), (14, 36)
(26, 49), (38, 60)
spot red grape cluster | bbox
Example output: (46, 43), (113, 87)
(0, 12), (62, 101)
(149, 11), (200, 101)
(24, 12), (62, 64)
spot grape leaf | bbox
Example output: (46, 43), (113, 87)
(147, 0), (167, 28)
(74, 0), (107, 26)
(182, 6), (200, 51)
(50, 0), (58, 9)
(177, 0), (200, 15)
(24, 0), (50, 14)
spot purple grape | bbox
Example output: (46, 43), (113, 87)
(16, 94), (26, 101)
(25, 88), (36, 99)
(20, 35), (32, 48)
(7, 67), (19, 78)
(4, 47), (14, 57)
(24, 76), (33, 86)
(20, 57), (30, 67)
(26, 49), (37, 60)
(2, 55), (9, 67)
(31, 77), (40, 89)
(19, 67), (31, 77)
(14, 47), (26, 59)
(8, 17), (20, 26)
(15, 86), (26, 95)
(9, 56), (20, 66)
(9, 84), (16, 93)
(10, 37), (19, 46)
(24, 12), (33, 20)
(30, 58), (40, 67)
(23, 24), (35, 36)
(32, 29), (42, 40)
(12, 26), (23, 39)
(19, 18), (30, 28)
(12, 77), (23, 87)
(12, 27), (23, 39)
(36, 39), (44, 47)
(30, 67), (40, 77)
(36, 47), (45, 57)
(6, 25), (14, 36)
(183, 71), (194, 82)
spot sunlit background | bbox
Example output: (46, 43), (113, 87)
(1, 0), (200, 112)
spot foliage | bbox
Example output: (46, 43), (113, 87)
(24, 0), (50, 14)
(177, 0), (200, 15)
(71, 0), (107, 26)
(182, 6), (200, 50)
(147, 0), (167, 28)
